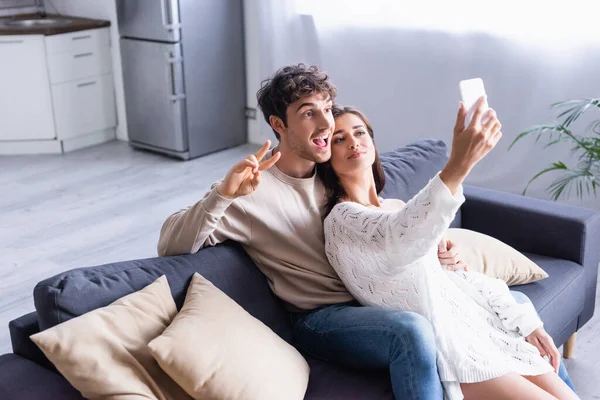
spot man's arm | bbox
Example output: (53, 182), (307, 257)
(158, 141), (280, 257)
(157, 183), (251, 257)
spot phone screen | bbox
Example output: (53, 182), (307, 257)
(459, 78), (488, 125)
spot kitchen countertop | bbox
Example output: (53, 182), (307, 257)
(0, 13), (110, 36)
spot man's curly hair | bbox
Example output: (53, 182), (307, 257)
(256, 64), (337, 141)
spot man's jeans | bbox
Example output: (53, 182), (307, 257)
(290, 291), (575, 400)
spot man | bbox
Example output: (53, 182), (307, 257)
(158, 64), (574, 398)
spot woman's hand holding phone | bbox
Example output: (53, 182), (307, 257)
(440, 80), (503, 195)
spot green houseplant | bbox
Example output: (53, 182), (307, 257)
(508, 98), (600, 200)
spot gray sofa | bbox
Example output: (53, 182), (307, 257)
(1, 139), (599, 400)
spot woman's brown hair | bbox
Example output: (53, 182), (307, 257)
(317, 105), (386, 219)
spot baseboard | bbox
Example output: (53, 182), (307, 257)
(0, 139), (62, 155)
(62, 129), (116, 153)
(0, 128), (116, 155)
(115, 125), (128, 142)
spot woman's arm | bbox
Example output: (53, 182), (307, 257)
(327, 172), (464, 267)
(458, 271), (543, 337)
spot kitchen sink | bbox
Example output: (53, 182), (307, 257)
(0, 18), (74, 28)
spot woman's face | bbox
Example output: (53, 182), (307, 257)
(330, 113), (376, 177)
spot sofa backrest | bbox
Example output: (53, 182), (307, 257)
(33, 241), (294, 341)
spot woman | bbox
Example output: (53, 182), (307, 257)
(318, 103), (579, 400)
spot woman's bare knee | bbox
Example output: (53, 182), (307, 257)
(461, 373), (558, 400)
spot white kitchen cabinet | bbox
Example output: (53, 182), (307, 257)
(0, 27), (116, 154)
(0, 35), (56, 141)
(52, 73), (116, 140)
(45, 28), (112, 84)
(46, 45), (112, 84)
(45, 28), (110, 55)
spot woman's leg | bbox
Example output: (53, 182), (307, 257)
(524, 372), (580, 400)
(461, 373), (558, 400)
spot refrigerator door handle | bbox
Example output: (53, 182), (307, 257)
(160, 0), (181, 32)
(166, 52), (186, 103)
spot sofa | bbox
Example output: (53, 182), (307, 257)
(1, 139), (599, 400)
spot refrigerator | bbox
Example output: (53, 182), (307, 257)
(116, 0), (247, 160)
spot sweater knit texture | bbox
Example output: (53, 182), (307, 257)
(324, 173), (553, 400)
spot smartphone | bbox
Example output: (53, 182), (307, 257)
(459, 78), (489, 126)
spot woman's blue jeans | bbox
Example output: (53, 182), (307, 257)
(290, 291), (575, 400)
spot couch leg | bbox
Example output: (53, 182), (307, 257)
(563, 332), (577, 359)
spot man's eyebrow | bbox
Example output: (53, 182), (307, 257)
(295, 97), (332, 113)
(296, 102), (315, 113)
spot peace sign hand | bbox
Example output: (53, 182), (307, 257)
(216, 140), (281, 199)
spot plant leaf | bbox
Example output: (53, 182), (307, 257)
(552, 98), (600, 128)
(586, 119), (600, 136)
(509, 124), (565, 151)
(546, 161), (597, 200)
(522, 161), (568, 195)
(510, 98), (599, 200)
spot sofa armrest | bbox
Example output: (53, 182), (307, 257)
(0, 354), (83, 400)
(461, 185), (600, 327)
(9, 311), (54, 371)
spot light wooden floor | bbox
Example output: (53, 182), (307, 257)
(1, 140), (599, 399)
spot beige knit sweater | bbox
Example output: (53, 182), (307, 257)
(157, 155), (353, 311)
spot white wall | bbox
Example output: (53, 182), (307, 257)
(0, 0), (39, 16)
(45, 0), (128, 141)
(315, 25), (600, 211)
(243, 2), (600, 210)
(242, 0), (261, 144)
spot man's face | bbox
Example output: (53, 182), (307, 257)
(281, 92), (334, 163)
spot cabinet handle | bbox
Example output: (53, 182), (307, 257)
(73, 52), (93, 59)
(72, 35), (91, 41)
(77, 80), (97, 88)
(0, 39), (24, 44)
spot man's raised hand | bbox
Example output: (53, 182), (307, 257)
(217, 140), (281, 199)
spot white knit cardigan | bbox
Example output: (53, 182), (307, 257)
(324, 173), (553, 399)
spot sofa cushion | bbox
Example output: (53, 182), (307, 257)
(149, 273), (309, 400)
(304, 356), (393, 399)
(31, 276), (190, 400)
(511, 253), (585, 342)
(33, 242), (292, 343)
(445, 228), (548, 285)
(380, 139), (460, 228)
(0, 354), (83, 400)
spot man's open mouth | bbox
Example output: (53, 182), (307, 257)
(312, 136), (329, 149)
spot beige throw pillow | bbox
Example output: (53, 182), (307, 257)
(148, 273), (310, 400)
(445, 228), (548, 285)
(30, 275), (191, 400)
